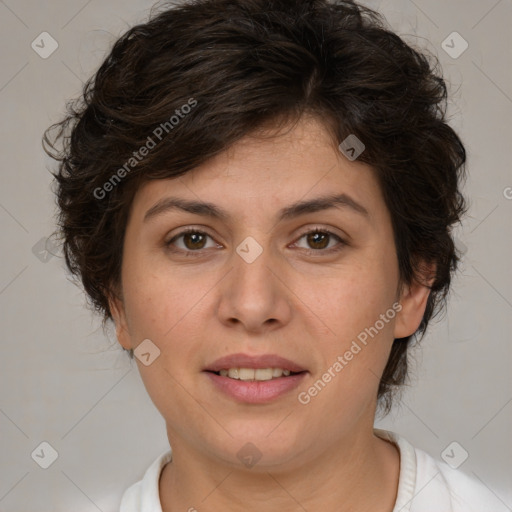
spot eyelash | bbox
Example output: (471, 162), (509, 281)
(165, 227), (347, 256)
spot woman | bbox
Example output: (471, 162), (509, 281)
(43, 0), (507, 510)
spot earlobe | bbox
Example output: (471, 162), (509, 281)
(394, 265), (435, 339)
(108, 294), (132, 351)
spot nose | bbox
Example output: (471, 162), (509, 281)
(216, 237), (293, 334)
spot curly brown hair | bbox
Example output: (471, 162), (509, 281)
(43, 0), (467, 414)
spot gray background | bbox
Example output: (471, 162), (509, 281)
(0, 0), (511, 510)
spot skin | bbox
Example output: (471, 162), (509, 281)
(109, 115), (432, 512)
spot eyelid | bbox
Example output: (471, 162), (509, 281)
(291, 226), (348, 254)
(166, 225), (212, 238)
(165, 224), (348, 241)
(165, 226), (220, 249)
(294, 224), (348, 241)
(165, 224), (349, 255)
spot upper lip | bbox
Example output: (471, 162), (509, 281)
(204, 353), (307, 373)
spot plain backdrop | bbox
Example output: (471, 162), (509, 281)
(0, 0), (511, 510)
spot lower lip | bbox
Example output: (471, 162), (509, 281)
(204, 371), (307, 404)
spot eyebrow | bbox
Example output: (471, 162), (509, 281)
(143, 193), (369, 224)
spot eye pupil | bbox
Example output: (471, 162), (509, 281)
(308, 231), (329, 250)
(184, 232), (206, 250)
(169, 229), (342, 255)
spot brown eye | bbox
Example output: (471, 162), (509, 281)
(294, 229), (346, 254)
(306, 231), (330, 250)
(166, 229), (216, 252)
(181, 232), (207, 250)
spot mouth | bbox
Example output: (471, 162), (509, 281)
(206, 367), (305, 381)
(203, 352), (307, 376)
(203, 353), (308, 403)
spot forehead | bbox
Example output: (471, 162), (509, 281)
(128, 116), (385, 225)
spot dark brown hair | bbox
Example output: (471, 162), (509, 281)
(43, 0), (467, 414)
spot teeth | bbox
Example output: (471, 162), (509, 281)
(255, 368), (273, 381)
(239, 368), (256, 381)
(218, 368), (293, 380)
(227, 368), (239, 379)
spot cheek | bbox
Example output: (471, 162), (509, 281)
(299, 287), (397, 430)
(321, 257), (398, 335)
(310, 254), (399, 386)
(121, 271), (207, 422)
(121, 261), (213, 365)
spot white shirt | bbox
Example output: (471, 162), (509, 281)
(119, 429), (509, 511)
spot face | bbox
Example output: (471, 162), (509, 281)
(110, 116), (430, 470)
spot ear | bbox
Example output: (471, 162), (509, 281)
(108, 292), (132, 351)
(394, 263), (436, 339)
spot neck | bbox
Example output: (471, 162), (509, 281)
(159, 427), (400, 512)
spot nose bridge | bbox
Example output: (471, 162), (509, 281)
(232, 233), (276, 294)
(218, 231), (290, 329)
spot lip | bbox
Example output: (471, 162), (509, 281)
(204, 371), (308, 404)
(203, 353), (308, 404)
(203, 353), (307, 373)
